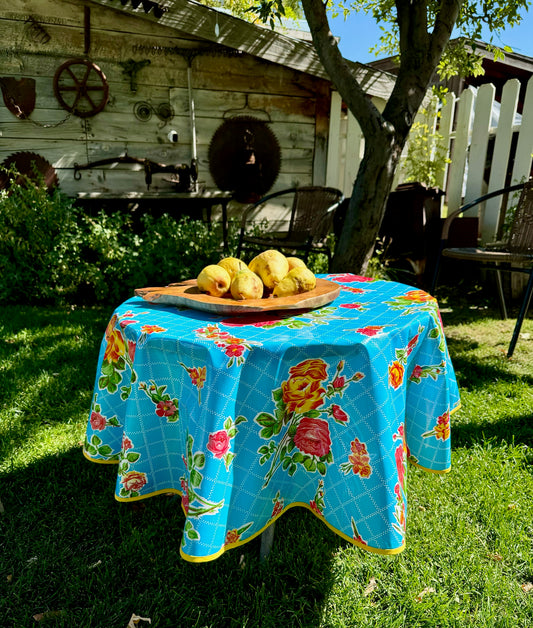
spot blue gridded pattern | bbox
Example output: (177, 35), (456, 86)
(84, 274), (460, 561)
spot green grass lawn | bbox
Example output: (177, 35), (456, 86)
(1, 293), (532, 627)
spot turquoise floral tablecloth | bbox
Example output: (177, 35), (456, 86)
(84, 273), (460, 562)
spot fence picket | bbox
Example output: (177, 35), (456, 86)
(447, 87), (475, 212)
(327, 76), (532, 242)
(436, 93), (456, 192)
(511, 75), (533, 185)
(465, 83), (494, 204)
(483, 78), (520, 241)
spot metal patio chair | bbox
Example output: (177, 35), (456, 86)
(430, 180), (533, 357)
(236, 186), (344, 270)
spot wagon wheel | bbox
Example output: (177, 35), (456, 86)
(53, 59), (109, 118)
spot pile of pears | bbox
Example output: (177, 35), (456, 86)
(196, 249), (317, 300)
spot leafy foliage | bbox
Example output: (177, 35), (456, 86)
(0, 171), (330, 306)
(401, 104), (451, 188)
(0, 171), (235, 305)
(199, 0), (302, 24)
(331, 0), (526, 77)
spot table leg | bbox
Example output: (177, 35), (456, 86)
(221, 200), (229, 253)
(259, 522), (275, 561)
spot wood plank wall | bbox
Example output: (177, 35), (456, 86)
(0, 0), (331, 222)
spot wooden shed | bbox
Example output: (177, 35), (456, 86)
(0, 0), (395, 227)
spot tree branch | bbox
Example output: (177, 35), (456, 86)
(301, 0), (385, 140)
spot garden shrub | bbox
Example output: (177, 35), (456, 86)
(0, 171), (236, 305)
(0, 170), (331, 306)
(0, 170), (79, 304)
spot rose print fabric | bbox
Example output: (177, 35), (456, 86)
(84, 274), (460, 562)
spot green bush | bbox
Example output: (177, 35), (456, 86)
(0, 170), (333, 306)
(0, 172), (237, 306)
(0, 170), (79, 304)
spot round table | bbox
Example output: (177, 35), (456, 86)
(84, 273), (460, 562)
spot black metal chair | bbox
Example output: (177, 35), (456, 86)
(236, 186), (344, 270)
(430, 180), (533, 357)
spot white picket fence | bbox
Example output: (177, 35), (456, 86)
(326, 76), (533, 244)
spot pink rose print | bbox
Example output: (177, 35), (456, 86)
(340, 303), (364, 309)
(156, 400), (177, 418)
(331, 404), (348, 422)
(395, 443), (406, 488)
(207, 430), (231, 458)
(356, 325), (385, 336)
(329, 273), (374, 282)
(332, 376), (345, 389)
(271, 500), (284, 518)
(225, 344), (245, 358)
(127, 340), (136, 363)
(119, 319), (137, 328)
(309, 500), (322, 516)
(122, 435), (133, 451)
(406, 334), (420, 355)
(180, 479), (190, 514)
(90, 411), (107, 431)
(293, 417), (331, 458)
(411, 365), (423, 380)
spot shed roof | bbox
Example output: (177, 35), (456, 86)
(88, 0), (396, 99)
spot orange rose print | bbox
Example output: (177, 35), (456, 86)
(388, 360), (404, 390)
(281, 359), (328, 414)
(434, 411), (451, 440)
(282, 376), (325, 414)
(340, 438), (372, 477)
(403, 290), (436, 303)
(288, 359), (328, 381)
(423, 410), (451, 440)
(225, 529), (240, 545)
(104, 327), (125, 363)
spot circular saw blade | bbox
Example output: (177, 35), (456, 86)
(208, 116), (281, 203)
(0, 151), (59, 191)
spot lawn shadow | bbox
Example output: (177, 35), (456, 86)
(451, 411), (533, 449)
(0, 305), (110, 464)
(445, 339), (533, 388)
(0, 447), (342, 627)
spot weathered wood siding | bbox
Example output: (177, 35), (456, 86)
(0, 0), (331, 216)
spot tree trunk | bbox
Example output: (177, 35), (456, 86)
(300, 0), (461, 274)
(332, 132), (404, 273)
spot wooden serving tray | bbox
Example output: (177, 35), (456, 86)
(135, 278), (340, 315)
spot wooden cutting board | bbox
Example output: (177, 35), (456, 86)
(135, 278), (340, 315)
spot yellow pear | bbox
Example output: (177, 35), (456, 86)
(196, 264), (231, 297)
(218, 257), (248, 282)
(286, 256), (307, 271)
(273, 267), (316, 298)
(230, 269), (264, 300)
(248, 249), (289, 290)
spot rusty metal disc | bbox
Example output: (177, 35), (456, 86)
(53, 58), (109, 118)
(208, 116), (281, 203)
